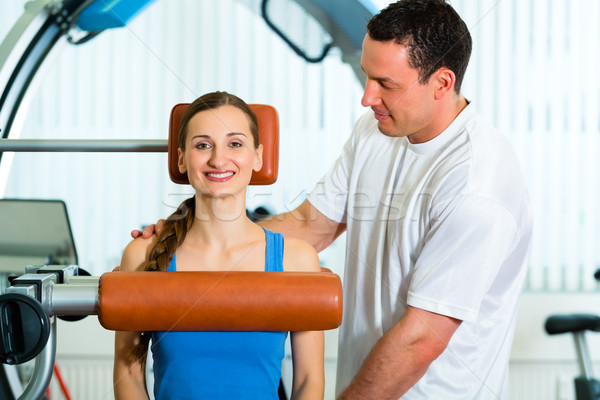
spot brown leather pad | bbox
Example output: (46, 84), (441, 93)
(98, 270), (342, 332)
(168, 103), (279, 185)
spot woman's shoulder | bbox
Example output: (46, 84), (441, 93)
(119, 236), (158, 272)
(282, 237), (320, 272)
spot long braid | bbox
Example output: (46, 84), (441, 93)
(146, 197), (196, 271)
(128, 196), (196, 364)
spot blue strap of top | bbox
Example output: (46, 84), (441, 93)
(167, 228), (284, 272)
(264, 227), (284, 272)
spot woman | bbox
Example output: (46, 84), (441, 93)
(113, 91), (324, 399)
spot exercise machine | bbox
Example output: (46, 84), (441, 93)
(0, 199), (79, 399)
(0, 264), (343, 399)
(545, 270), (600, 400)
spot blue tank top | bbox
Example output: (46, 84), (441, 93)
(151, 229), (287, 400)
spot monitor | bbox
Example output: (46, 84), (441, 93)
(0, 199), (78, 274)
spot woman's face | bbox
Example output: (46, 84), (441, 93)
(178, 105), (263, 199)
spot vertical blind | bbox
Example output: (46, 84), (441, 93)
(455, 0), (600, 292)
(1, 0), (599, 292)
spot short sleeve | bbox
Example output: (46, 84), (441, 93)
(306, 114), (373, 223)
(407, 194), (520, 323)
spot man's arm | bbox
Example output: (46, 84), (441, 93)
(135, 200), (346, 252)
(338, 306), (461, 400)
(258, 199), (346, 252)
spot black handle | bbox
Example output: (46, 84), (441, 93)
(0, 293), (50, 365)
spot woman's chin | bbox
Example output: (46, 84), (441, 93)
(199, 189), (241, 201)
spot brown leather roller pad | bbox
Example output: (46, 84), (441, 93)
(98, 270), (342, 332)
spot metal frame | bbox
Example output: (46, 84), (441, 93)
(0, 139), (167, 152)
(1, 265), (98, 399)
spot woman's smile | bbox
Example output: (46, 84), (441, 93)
(204, 170), (235, 182)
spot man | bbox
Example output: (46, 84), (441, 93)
(140, 1), (532, 398)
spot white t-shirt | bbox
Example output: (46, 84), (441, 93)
(307, 104), (533, 399)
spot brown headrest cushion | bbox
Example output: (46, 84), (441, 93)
(168, 103), (279, 185)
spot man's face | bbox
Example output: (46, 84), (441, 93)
(361, 34), (439, 143)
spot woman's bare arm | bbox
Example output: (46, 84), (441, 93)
(113, 237), (156, 400)
(284, 237), (325, 399)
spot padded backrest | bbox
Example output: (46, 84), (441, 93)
(168, 103), (279, 185)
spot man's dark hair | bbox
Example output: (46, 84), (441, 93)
(367, 0), (472, 93)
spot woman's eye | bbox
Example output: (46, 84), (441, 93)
(195, 142), (211, 149)
(230, 141), (243, 148)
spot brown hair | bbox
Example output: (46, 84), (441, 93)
(129, 91), (258, 365)
(367, 0), (472, 93)
(179, 91), (259, 151)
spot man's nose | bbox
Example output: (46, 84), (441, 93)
(361, 79), (381, 107)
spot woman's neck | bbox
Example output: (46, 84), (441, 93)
(195, 191), (247, 222)
(186, 193), (259, 249)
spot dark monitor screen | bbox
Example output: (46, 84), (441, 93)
(0, 199), (78, 274)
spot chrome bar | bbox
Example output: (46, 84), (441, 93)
(573, 331), (595, 379)
(0, 139), (168, 152)
(19, 317), (56, 400)
(50, 281), (99, 316)
(64, 275), (101, 285)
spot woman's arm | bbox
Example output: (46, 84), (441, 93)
(114, 330), (148, 400)
(113, 237), (156, 400)
(284, 238), (325, 399)
(290, 329), (325, 399)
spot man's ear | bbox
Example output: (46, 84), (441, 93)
(433, 68), (456, 100)
(178, 148), (187, 174)
(253, 144), (264, 172)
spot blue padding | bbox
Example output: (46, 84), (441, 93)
(308, 0), (378, 50)
(76, 0), (157, 31)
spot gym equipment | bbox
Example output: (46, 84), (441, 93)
(545, 270), (600, 400)
(0, 199), (81, 399)
(99, 270), (342, 332)
(0, 199), (78, 282)
(0, 264), (343, 399)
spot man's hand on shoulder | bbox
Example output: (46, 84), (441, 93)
(130, 219), (166, 239)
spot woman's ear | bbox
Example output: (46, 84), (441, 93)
(178, 148), (187, 174)
(253, 144), (264, 172)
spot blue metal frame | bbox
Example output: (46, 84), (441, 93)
(76, 0), (157, 31)
(301, 0), (378, 50)
(75, 0), (377, 55)
(74, 0), (378, 39)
